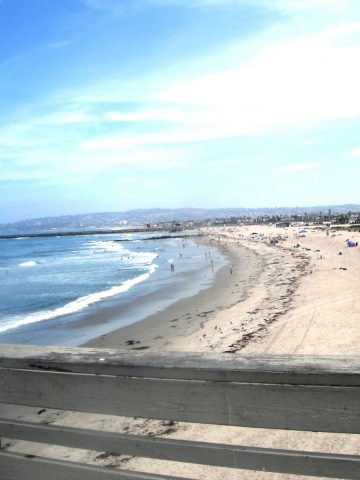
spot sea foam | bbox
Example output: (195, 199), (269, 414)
(87, 240), (157, 265)
(18, 261), (37, 267)
(0, 263), (157, 334)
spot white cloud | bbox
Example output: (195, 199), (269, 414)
(69, 148), (183, 175)
(81, 125), (238, 149)
(3, 0), (360, 222)
(258, 0), (354, 12)
(273, 163), (320, 172)
(349, 146), (360, 157)
(104, 109), (194, 123)
(141, 0), (352, 9)
(46, 112), (94, 125)
(156, 23), (360, 134)
(3, 0), (360, 192)
(78, 21), (360, 151)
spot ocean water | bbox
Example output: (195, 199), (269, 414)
(0, 232), (227, 346)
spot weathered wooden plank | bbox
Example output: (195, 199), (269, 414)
(1, 345), (360, 385)
(1, 369), (360, 432)
(1, 419), (360, 478)
(0, 451), (186, 480)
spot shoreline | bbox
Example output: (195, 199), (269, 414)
(85, 228), (311, 354)
(84, 240), (263, 350)
(0, 233), (221, 346)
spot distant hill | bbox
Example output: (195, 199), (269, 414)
(1, 205), (360, 235)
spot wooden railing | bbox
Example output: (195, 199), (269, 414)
(0, 344), (360, 479)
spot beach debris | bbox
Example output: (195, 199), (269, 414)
(161, 420), (178, 435)
(96, 452), (121, 460)
(269, 237), (279, 245)
(224, 331), (257, 353)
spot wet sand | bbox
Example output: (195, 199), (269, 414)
(85, 241), (263, 351)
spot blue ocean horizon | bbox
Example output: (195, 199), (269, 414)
(0, 232), (227, 346)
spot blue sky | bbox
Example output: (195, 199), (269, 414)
(1, 0), (360, 222)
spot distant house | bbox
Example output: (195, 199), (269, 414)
(349, 214), (360, 224)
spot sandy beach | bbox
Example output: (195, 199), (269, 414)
(167, 224), (360, 357)
(84, 240), (263, 351)
(3, 224), (360, 479)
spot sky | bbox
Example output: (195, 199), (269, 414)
(1, 0), (360, 222)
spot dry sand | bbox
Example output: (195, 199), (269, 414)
(174, 224), (360, 357)
(2, 224), (360, 479)
(84, 240), (263, 352)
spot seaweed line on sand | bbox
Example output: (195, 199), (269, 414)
(205, 235), (312, 354)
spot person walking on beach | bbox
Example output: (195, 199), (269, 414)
(170, 263), (175, 272)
